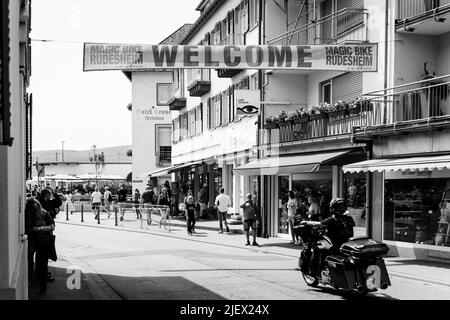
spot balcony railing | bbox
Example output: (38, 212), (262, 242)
(157, 147), (172, 166)
(352, 74), (450, 137)
(267, 8), (368, 45)
(168, 81), (186, 111)
(263, 75), (450, 145)
(397, 0), (450, 21)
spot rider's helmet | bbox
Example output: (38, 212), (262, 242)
(330, 198), (347, 216)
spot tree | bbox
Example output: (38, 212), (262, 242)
(89, 145), (105, 185)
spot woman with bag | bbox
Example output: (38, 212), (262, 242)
(25, 198), (56, 294)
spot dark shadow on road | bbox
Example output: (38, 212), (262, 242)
(29, 266), (95, 300)
(98, 274), (226, 300)
(259, 242), (303, 250)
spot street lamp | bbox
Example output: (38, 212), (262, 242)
(62, 140), (65, 162)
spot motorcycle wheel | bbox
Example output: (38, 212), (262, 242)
(301, 272), (319, 287)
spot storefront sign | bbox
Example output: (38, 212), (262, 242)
(83, 43), (378, 72)
(235, 90), (260, 115)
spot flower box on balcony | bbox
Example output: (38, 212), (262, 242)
(328, 109), (349, 118)
(279, 120), (293, 127)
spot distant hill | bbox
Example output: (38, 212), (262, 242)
(33, 145), (132, 163)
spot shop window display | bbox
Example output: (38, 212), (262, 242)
(278, 176), (290, 234)
(384, 178), (450, 246)
(343, 173), (367, 229)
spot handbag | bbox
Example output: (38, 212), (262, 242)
(49, 234), (57, 262)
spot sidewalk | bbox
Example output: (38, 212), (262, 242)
(53, 209), (450, 296)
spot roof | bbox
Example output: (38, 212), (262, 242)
(159, 24), (194, 45)
(39, 161), (132, 165)
(181, 0), (226, 44)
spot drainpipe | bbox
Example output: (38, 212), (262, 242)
(258, 0), (267, 238)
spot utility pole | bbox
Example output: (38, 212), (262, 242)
(55, 152), (59, 162)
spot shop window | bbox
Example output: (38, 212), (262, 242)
(384, 178), (450, 247)
(291, 179), (333, 219)
(343, 173), (367, 230)
(278, 176), (290, 234)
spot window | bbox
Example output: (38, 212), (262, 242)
(214, 94), (222, 127)
(213, 22), (221, 45)
(240, 0), (249, 35)
(207, 98), (214, 130)
(196, 104), (203, 134)
(222, 90), (229, 125)
(181, 112), (188, 140)
(228, 86), (234, 123)
(157, 83), (171, 106)
(249, 0), (259, 28)
(320, 72), (362, 104)
(155, 125), (172, 165)
(189, 108), (196, 137)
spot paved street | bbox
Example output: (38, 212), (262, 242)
(47, 222), (450, 300)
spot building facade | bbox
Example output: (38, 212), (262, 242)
(0, 0), (32, 299)
(163, 0), (450, 261)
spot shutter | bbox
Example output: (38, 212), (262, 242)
(207, 98), (212, 129)
(331, 72), (363, 103)
(222, 90), (229, 125)
(336, 0), (364, 10)
(243, 76), (250, 89)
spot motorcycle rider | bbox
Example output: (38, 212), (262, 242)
(300, 198), (355, 277)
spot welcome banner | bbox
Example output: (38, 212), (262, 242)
(83, 43), (378, 72)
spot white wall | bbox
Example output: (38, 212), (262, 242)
(132, 71), (173, 192)
(0, 0), (29, 299)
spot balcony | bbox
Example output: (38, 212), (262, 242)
(167, 82), (186, 111)
(157, 146), (172, 167)
(267, 8), (368, 45)
(396, 0), (450, 35)
(352, 74), (450, 140)
(216, 34), (244, 78)
(187, 69), (211, 97)
(263, 75), (450, 145)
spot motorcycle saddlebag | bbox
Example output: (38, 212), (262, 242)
(325, 255), (356, 290)
(340, 237), (389, 258)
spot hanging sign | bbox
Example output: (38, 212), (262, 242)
(235, 90), (260, 115)
(83, 43), (378, 72)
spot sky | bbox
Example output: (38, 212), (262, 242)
(30, 0), (200, 151)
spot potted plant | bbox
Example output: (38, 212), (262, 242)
(294, 109), (309, 123)
(264, 116), (279, 129)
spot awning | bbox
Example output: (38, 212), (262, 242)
(342, 155), (450, 173)
(169, 160), (204, 172)
(144, 165), (178, 177)
(233, 150), (352, 176)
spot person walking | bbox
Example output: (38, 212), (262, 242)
(240, 193), (260, 246)
(287, 191), (299, 244)
(117, 184), (128, 222)
(215, 187), (231, 234)
(91, 187), (102, 220)
(104, 186), (113, 217)
(64, 190), (75, 215)
(185, 196), (196, 235)
(133, 188), (142, 220)
(141, 186), (156, 225)
(25, 198), (55, 294)
(198, 183), (208, 219)
(158, 187), (171, 229)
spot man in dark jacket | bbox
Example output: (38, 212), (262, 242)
(240, 193), (260, 246)
(141, 186), (156, 225)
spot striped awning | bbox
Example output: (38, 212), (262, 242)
(342, 155), (450, 173)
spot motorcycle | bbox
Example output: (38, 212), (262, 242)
(296, 224), (391, 296)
